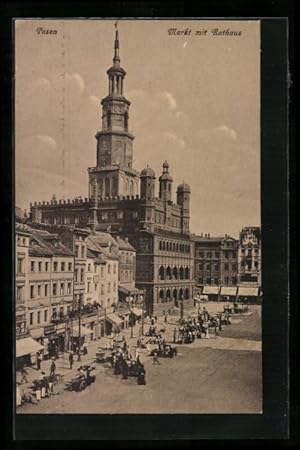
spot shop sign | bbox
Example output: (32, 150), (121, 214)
(44, 324), (56, 336)
(16, 321), (26, 337)
(56, 323), (66, 333)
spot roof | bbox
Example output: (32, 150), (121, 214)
(159, 172), (173, 182)
(140, 166), (155, 178)
(115, 236), (135, 251)
(87, 233), (119, 261)
(86, 248), (106, 264)
(29, 231), (74, 257)
(177, 182), (191, 192)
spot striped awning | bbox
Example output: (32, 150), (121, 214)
(220, 286), (237, 296)
(238, 286), (259, 296)
(16, 337), (44, 358)
(106, 313), (123, 326)
(131, 307), (143, 317)
(202, 286), (220, 295)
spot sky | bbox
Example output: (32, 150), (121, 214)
(15, 19), (260, 238)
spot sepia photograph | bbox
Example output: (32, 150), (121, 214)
(15, 19), (262, 415)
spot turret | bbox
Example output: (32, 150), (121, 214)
(159, 160), (173, 202)
(140, 166), (156, 201)
(177, 182), (191, 233)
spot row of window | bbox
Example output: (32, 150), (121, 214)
(42, 216), (86, 225)
(198, 263), (237, 271)
(86, 281), (117, 294)
(197, 251), (237, 259)
(159, 266), (190, 281)
(158, 287), (190, 302)
(30, 281), (73, 299)
(31, 260), (73, 273)
(120, 270), (134, 282)
(241, 261), (259, 270)
(159, 241), (191, 253)
(197, 251), (220, 258)
(241, 248), (259, 255)
(29, 305), (72, 326)
(198, 277), (237, 285)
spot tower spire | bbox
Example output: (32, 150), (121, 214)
(113, 21), (120, 63)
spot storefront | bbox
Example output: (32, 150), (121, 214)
(220, 286), (238, 301)
(16, 336), (44, 370)
(237, 286), (260, 303)
(105, 313), (123, 335)
(202, 286), (220, 301)
(70, 324), (92, 351)
(82, 314), (100, 341)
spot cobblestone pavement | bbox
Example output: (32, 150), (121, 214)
(17, 303), (262, 414)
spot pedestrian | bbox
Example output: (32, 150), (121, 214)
(83, 342), (88, 355)
(49, 359), (56, 381)
(122, 359), (128, 379)
(164, 314), (168, 323)
(69, 352), (73, 369)
(37, 351), (43, 370)
(152, 350), (160, 365)
(137, 365), (146, 385)
(173, 327), (177, 343)
(154, 315), (158, 323)
(21, 366), (28, 384)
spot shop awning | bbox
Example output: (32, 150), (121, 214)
(119, 285), (143, 296)
(71, 325), (92, 337)
(16, 337), (44, 358)
(131, 307), (143, 317)
(220, 286), (237, 296)
(106, 313), (123, 326)
(238, 286), (259, 296)
(202, 286), (220, 295)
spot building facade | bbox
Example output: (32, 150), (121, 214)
(237, 226), (261, 301)
(16, 224), (31, 340)
(193, 234), (238, 299)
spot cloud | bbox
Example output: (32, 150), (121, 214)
(164, 131), (185, 149)
(157, 91), (177, 111)
(89, 95), (100, 106)
(36, 135), (57, 149)
(66, 72), (85, 94)
(198, 125), (238, 141)
(216, 125), (237, 141)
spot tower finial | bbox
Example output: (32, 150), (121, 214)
(114, 21), (119, 60)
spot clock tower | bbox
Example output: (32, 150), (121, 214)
(88, 25), (139, 211)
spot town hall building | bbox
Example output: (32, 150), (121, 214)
(29, 27), (195, 315)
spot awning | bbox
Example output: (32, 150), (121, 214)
(220, 286), (237, 296)
(71, 325), (92, 337)
(238, 286), (259, 296)
(106, 313), (123, 326)
(16, 337), (44, 358)
(202, 286), (220, 295)
(118, 285), (143, 296)
(131, 307), (143, 317)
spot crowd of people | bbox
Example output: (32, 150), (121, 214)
(173, 307), (232, 343)
(108, 337), (146, 385)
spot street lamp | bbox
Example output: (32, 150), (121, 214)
(77, 292), (83, 361)
(180, 295), (184, 322)
(141, 289), (145, 336)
